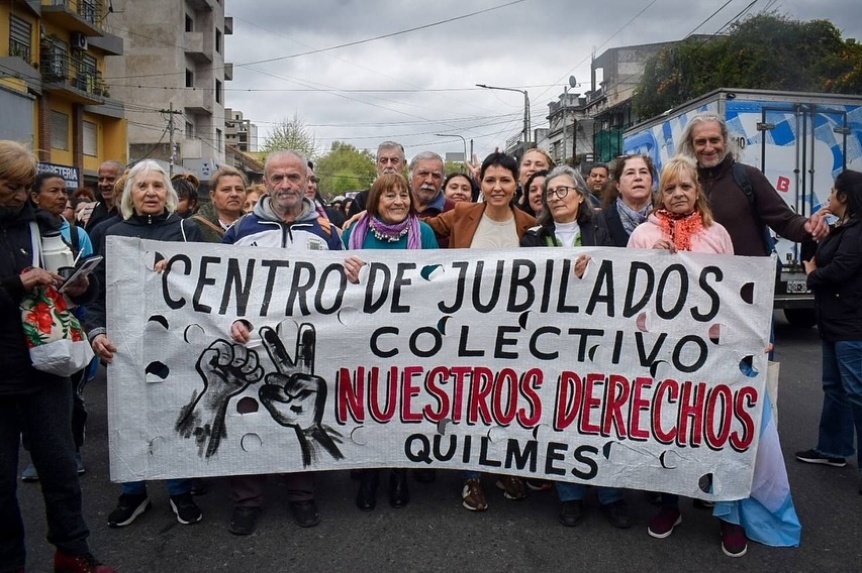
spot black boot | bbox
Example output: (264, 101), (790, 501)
(356, 470), (379, 511)
(389, 469), (410, 508)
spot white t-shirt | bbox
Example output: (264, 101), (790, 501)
(470, 214), (519, 248)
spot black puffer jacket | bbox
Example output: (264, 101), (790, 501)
(0, 204), (97, 395)
(87, 211), (202, 339)
(807, 217), (862, 341)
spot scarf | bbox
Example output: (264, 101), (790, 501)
(349, 214), (422, 250)
(616, 197), (651, 236)
(654, 209), (704, 252)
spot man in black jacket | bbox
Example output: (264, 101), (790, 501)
(84, 160), (124, 232)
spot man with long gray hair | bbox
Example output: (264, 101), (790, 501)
(678, 113), (828, 256)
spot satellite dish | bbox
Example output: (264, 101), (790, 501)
(569, 75), (578, 88)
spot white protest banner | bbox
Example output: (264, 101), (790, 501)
(106, 237), (775, 501)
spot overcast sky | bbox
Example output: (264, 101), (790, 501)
(224, 0), (862, 161)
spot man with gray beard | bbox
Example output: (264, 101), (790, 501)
(407, 151), (455, 247)
(346, 141), (407, 218)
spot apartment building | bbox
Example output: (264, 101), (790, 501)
(0, 0), (125, 188)
(105, 0), (232, 178)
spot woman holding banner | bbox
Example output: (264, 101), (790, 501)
(520, 165), (636, 529)
(342, 172), (438, 511)
(422, 151), (536, 510)
(630, 156), (801, 557)
(87, 160), (204, 530)
(797, 169), (862, 495)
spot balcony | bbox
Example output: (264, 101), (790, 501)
(40, 49), (106, 105)
(88, 31), (123, 56)
(186, 0), (214, 11)
(41, 0), (104, 36)
(184, 32), (211, 63)
(184, 88), (213, 114)
(223, 62), (233, 81)
(83, 97), (124, 119)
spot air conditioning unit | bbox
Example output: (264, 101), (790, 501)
(71, 32), (88, 51)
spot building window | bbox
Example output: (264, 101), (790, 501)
(51, 111), (69, 151)
(74, 52), (98, 91)
(79, 0), (97, 25)
(216, 128), (223, 153)
(185, 121), (194, 139)
(215, 79), (222, 104)
(185, 14), (193, 32)
(9, 15), (31, 62)
(215, 29), (222, 54)
(83, 121), (97, 156)
(185, 69), (194, 88)
(42, 37), (68, 81)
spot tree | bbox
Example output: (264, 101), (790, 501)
(444, 161), (467, 175)
(315, 141), (377, 198)
(262, 112), (316, 158)
(632, 13), (861, 118)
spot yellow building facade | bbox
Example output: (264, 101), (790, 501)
(0, 0), (125, 189)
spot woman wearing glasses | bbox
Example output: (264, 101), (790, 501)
(520, 166), (632, 529)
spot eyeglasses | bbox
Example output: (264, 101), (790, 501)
(546, 186), (574, 200)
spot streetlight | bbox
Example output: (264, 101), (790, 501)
(476, 84), (531, 144)
(562, 75), (579, 165)
(434, 133), (468, 168)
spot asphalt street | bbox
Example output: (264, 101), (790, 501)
(17, 314), (862, 573)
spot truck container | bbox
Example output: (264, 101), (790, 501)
(623, 88), (862, 326)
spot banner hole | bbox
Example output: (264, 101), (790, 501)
(240, 433), (262, 452)
(236, 397), (258, 414)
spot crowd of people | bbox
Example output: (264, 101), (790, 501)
(2, 111), (860, 572)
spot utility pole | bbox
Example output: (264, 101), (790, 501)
(159, 103), (183, 177)
(562, 86), (569, 164)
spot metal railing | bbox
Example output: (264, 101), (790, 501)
(40, 46), (108, 97)
(44, 0), (103, 27)
(9, 39), (31, 63)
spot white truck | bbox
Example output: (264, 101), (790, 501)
(623, 88), (862, 326)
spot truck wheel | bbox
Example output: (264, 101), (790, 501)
(784, 308), (816, 328)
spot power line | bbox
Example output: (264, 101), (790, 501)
(685, 0), (735, 38)
(102, 0), (528, 82)
(233, 0), (527, 69)
(534, 0), (660, 103)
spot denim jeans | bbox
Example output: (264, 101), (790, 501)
(555, 482), (623, 505)
(122, 478), (191, 497)
(0, 375), (91, 571)
(815, 340), (862, 468)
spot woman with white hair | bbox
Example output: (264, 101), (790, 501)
(87, 160), (204, 529)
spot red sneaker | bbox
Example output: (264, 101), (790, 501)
(720, 521), (748, 557)
(647, 507), (682, 539)
(54, 550), (117, 573)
